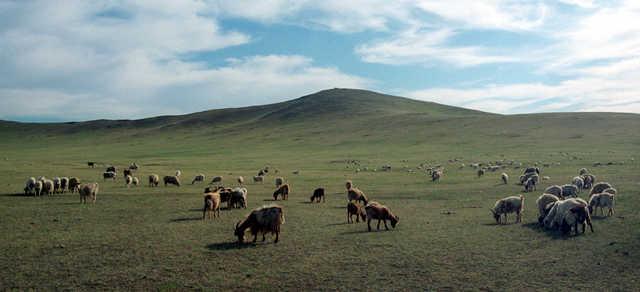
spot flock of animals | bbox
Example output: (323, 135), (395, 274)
(20, 159), (619, 244)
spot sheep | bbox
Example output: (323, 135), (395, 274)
(203, 188), (222, 220)
(106, 166), (116, 173)
(345, 180), (353, 190)
(210, 176), (223, 184)
(275, 177), (284, 187)
(561, 184), (579, 198)
(103, 171), (117, 181)
(217, 187), (234, 208)
(163, 175), (181, 187)
(273, 184), (289, 201)
(581, 174), (595, 189)
(79, 183), (99, 204)
(129, 162), (139, 170)
(579, 167), (589, 175)
(347, 188), (368, 205)
(234, 205), (285, 243)
(544, 185), (563, 197)
(60, 177), (69, 193)
(501, 173), (509, 184)
(68, 177), (81, 193)
(588, 192), (615, 216)
(148, 174), (159, 187)
(560, 202), (593, 235)
(253, 176), (264, 183)
(88, 162), (95, 168)
(431, 170), (442, 182)
(53, 177), (62, 194)
(524, 177), (537, 192)
(41, 179), (54, 196)
(524, 167), (540, 175)
(123, 169), (132, 177)
(230, 187), (248, 209)
(310, 187), (325, 203)
(132, 177), (139, 186)
(477, 169), (485, 177)
(24, 177), (36, 196)
(543, 198), (593, 233)
(490, 195), (524, 224)
(34, 180), (43, 197)
(237, 176), (244, 185)
(572, 176), (584, 192)
(590, 182), (613, 195)
(365, 202), (399, 231)
(536, 193), (560, 224)
(175, 170), (182, 177)
(602, 187), (617, 195)
(347, 202), (366, 223)
(125, 175), (133, 187)
(191, 173), (205, 185)
(518, 172), (538, 185)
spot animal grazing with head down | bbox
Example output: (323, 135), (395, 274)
(148, 174), (159, 187)
(273, 184), (290, 200)
(582, 174), (595, 189)
(123, 169), (132, 177)
(347, 201), (366, 223)
(310, 188), (325, 203)
(192, 174), (205, 184)
(68, 177), (81, 193)
(237, 176), (244, 185)
(106, 166), (116, 173)
(41, 179), (54, 196)
(60, 177), (69, 193)
(163, 175), (181, 187)
(79, 183), (99, 204)
(536, 193), (560, 224)
(210, 176), (223, 184)
(103, 171), (116, 181)
(544, 185), (563, 197)
(561, 184), (579, 198)
(365, 202), (399, 231)
(253, 176), (264, 183)
(53, 177), (62, 194)
(275, 177), (284, 187)
(347, 187), (368, 205)
(572, 176), (584, 192)
(590, 182), (613, 196)
(543, 198), (593, 235)
(230, 187), (248, 209)
(588, 192), (615, 217)
(125, 175), (133, 187)
(234, 205), (285, 244)
(431, 170), (442, 182)
(490, 195), (524, 224)
(24, 177), (37, 196)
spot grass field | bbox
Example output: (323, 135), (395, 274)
(1, 89), (639, 290)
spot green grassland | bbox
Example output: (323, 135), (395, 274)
(0, 89), (639, 290)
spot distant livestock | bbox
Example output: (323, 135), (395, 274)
(132, 177), (139, 186)
(477, 169), (485, 177)
(582, 174), (595, 189)
(192, 174), (206, 184)
(347, 188), (368, 205)
(561, 184), (579, 198)
(237, 176), (244, 185)
(490, 195), (524, 224)
(103, 171), (117, 180)
(175, 170), (182, 177)
(501, 173), (509, 184)
(544, 185), (563, 197)
(148, 174), (160, 187)
(41, 179), (54, 196)
(210, 176), (223, 184)
(572, 176), (584, 192)
(23, 177), (37, 196)
(590, 182), (613, 196)
(68, 177), (81, 193)
(253, 176), (264, 183)
(60, 177), (69, 193)
(203, 188), (222, 220)
(310, 188), (325, 203)
(123, 169), (132, 177)
(163, 175), (181, 187)
(273, 184), (290, 201)
(106, 166), (116, 173)
(579, 168), (589, 176)
(230, 187), (248, 209)
(275, 177), (284, 187)
(365, 202), (399, 231)
(53, 177), (62, 194)
(88, 162), (95, 168)
(79, 183), (99, 204)
(431, 170), (442, 182)
(234, 205), (285, 243)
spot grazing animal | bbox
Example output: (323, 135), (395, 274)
(582, 174), (595, 189)
(490, 195), (524, 224)
(217, 187), (234, 208)
(253, 176), (264, 183)
(347, 188), (368, 205)
(590, 182), (613, 196)
(41, 179), (54, 196)
(431, 170), (442, 182)
(347, 202), (366, 223)
(524, 177), (537, 192)
(572, 176), (584, 192)
(345, 180), (353, 190)
(588, 193), (615, 216)
(560, 203), (593, 235)
(148, 174), (160, 187)
(275, 177), (284, 187)
(477, 169), (485, 177)
(175, 170), (182, 177)
(544, 185), (563, 197)
(24, 177), (36, 196)
(543, 198), (593, 234)
(33, 180), (43, 197)
(602, 188), (617, 195)
(103, 171), (117, 180)
(365, 202), (399, 231)
(60, 177), (69, 193)
(561, 184), (579, 198)
(79, 183), (99, 204)
(234, 205), (285, 243)
(273, 184), (290, 201)
(536, 193), (560, 224)
(292, 170), (300, 175)
(203, 189), (222, 220)
(106, 166), (116, 173)
(88, 162), (95, 168)
(163, 175), (181, 187)
(310, 188), (325, 203)
(123, 169), (132, 177)
(53, 177), (62, 194)
(230, 187), (248, 209)
(210, 176), (223, 184)
(501, 173), (509, 184)
(579, 168), (589, 175)
(68, 177), (81, 193)
(237, 176), (244, 185)
(132, 177), (139, 186)
(192, 173), (205, 184)
(129, 162), (139, 170)
(125, 175), (133, 187)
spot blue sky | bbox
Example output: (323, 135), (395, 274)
(1, 0), (639, 122)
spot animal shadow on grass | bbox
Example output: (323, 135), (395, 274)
(1, 192), (30, 197)
(521, 222), (567, 240)
(170, 217), (203, 223)
(207, 241), (270, 251)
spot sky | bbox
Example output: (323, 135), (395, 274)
(1, 0), (639, 122)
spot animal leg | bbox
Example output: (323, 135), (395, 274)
(377, 220), (381, 230)
(367, 219), (372, 232)
(383, 220), (389, 230)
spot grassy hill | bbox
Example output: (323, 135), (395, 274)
(0, 88), (639, 290)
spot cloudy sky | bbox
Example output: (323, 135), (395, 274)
(1, 0), (639, 122)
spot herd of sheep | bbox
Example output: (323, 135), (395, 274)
(21, 159), (620, 244)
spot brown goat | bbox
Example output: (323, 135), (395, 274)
(310, 188), (325, 203)
(235, 205), (285, 243)
(365, 202), (399, 231)
(203, 189), (222, 220)
(347, 188), (368, 205)
(347, 202), (366, 223)
(273, 184), (290, 200)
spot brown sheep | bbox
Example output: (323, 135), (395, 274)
(273, 184), (290, 200)
(234, 205), (285, 243)
(42, 179), (54, 196)
(148, 174), (159, 187)
(365, 202), (399, 231)
(79, 183), (99, 204)
(68, 177), (81, 193)
(203, 188), (223, 220)
(310, 187), (325, 203)
(347, 188), (368, 205)
(163, 175), (181, 187)
(347, 202), (366, 223)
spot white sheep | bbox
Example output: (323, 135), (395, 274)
(588, 193), (615, 216)
(501, 173), (509, 184)
(590, 182), (613, 195)
(490, 195), (524, 224)
(561, 184), (579, 198)
(572, 176), (584, 192)
(543, 198), (590, 231)
(24, 177), (36, 196)
(544, 185), (563, 197)
(536, 193), (560, 224)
